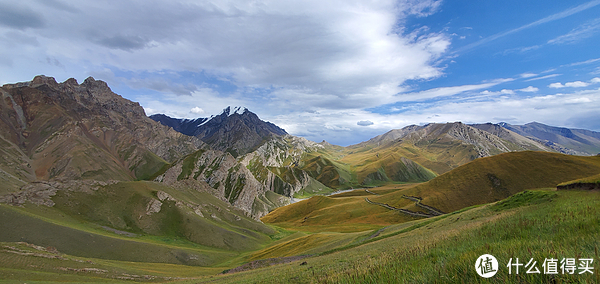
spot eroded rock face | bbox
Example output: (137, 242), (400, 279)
(0, 76), (204, 186)
(155, 149), (274, 219)
(146, 199), (163, 215)
(240, 135), (324, 197)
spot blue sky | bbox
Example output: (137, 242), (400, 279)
(1, 0), (599, 146)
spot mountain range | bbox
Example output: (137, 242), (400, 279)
(3, 76), (600, 215)
(2, 76), (600, 280)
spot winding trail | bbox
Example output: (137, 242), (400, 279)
(401, 195), (445, 216)
(364, 194), (444, 218)
(364, 198), (437, 218)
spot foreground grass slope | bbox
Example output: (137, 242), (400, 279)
(5, 190), (598, 283)
(0, 181), (278, 269)
(199, 189), (600, 283)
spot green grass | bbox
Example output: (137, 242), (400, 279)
(3, 186), (600, 283)
(388, 151), (600, 213)
(192, 190), (600, 283)
(558, 172), (600, 187)
(0, 180), (280, 270)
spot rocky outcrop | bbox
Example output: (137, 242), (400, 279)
(240, 135), (325, 196)
(155, 148), (287, 219)
(0, 180), (119, 206)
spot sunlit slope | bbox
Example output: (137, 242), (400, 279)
(393, 151), (600, 213)
(298, 151), (357, 189)
(263, 152), (600, 233)
(205, 190), (600, 284)
(342, 149), (437, 185)
(344, 122), (555, 177)
(262, 184), (418, 232)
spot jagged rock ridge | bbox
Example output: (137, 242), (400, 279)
(150, 106), (287, 157)
(0, 75), (204, 194)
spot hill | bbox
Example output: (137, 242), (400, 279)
(204, 189), (600, 283)
(391, 151), (600, 213)
(0, 180), (277, 267)
(343, 122), (548, 179)
(263, 151), (600, 231)
(4, 188), (598, 283)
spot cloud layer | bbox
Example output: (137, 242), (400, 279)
(0, 0), (449, 111)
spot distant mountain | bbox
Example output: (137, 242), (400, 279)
(150, 106), (287, 157)
(499, 122), (600, 155)
(347, 122), (552, 176)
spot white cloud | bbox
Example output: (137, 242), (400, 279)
(518, 86), (539, 92)
(396, 78), (513, 102)
(525, 74), (561, 82)
(565, 81), (590, 88)
(548, 18), (600, 45)
(480, 89), (516, 96)
(0, 0), (451, 114)
(190, 107), (205, 114)
(520, 73), (538, 78)
(549, 79), (596, 89)
(564, 57), (600, 67)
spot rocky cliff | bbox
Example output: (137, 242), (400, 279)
(0, 75), (204, 193)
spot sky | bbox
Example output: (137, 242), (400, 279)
(1, 0), (600, 146)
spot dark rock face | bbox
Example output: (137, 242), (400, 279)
(149, 114), (208, 137)
(151, 106), (287, 157)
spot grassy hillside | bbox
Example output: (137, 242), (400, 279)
(299, 151), (357, 189)
(392, 151), (600, 213)
(262, 184), (418, 233)
(262, 151), (600, 234)
(3, 189), (599, 283)
(0, 181), (280, 269)
(189, 189), (600, 283)
(557, 172), (600, 190)
(344, 133), (479, 175)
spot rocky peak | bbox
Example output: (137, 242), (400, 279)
(30, 75), (59, 89)
(151, 106), (287, 157)
(220, 106), (248, 117)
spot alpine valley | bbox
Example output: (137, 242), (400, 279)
(2, 76), (600, 283)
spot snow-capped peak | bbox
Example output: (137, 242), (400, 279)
(221, 106), (248, 116)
